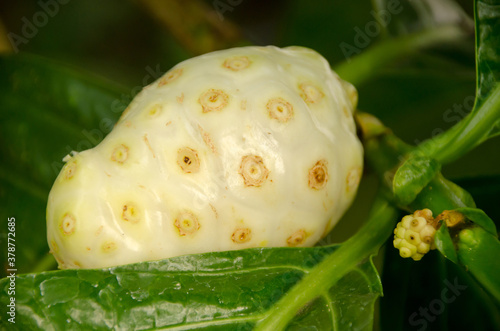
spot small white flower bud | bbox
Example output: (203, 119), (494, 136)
(393, 209), (436, 261)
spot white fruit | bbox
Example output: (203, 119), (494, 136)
(47, 46), (363, 269)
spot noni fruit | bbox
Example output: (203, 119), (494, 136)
(47, 46), (363, 269)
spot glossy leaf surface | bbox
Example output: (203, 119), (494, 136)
(434, 224), (458, 264)
(393, 155), (441, 206)
(0, 246), (381, 330)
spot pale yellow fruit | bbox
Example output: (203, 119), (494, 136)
(47, 46), (363, 269)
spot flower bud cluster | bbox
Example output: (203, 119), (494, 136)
(393, 209), (436, 261)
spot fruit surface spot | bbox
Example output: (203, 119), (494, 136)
(158, 68), (183, 86)
(49, 239), (59, 253)
(287, 229), (306, 247)
(60, 213), (76, 235)
(346, 167), (361, 192)
(299, 83), (324, 104)
(199, 89), (229, 113)
(267, 97), (294, 123)
(147, 104), (162, 118)
(101, 241), (117, 253)
(122, 203), (141, 223)
(222, 56), (251, 71)
(174, 211), (200, 236)
(232, 228), (252, 243)
(308, 160), (328, 190)
(177, 147), (200, 173)
(63, 160), (77, 179)
(111, 144), (129, 164)
(239, 155), (269, 187)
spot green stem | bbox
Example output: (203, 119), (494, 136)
(334, 25), (465, 86)
(137, 0), (246, 55)
(29, 253), (57, 274)
(254, 198), (398, 331)
(414, 83), (500, 164)
(358, 113), (476, 212)
(360, 113), (500, 308)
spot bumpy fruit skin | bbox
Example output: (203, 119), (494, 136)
(393, 209), (436, 261)
(47, 46), (363, 269)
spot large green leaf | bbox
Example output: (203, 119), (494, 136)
(475, 0), (500, 108)
(0, 245), (382, 330)
(411, 0), (500, 163)
(446, 0), (500, 145)
(0, 54), (129, 277)
(474, 0), (500, 140)
(457, 226), (500, 302)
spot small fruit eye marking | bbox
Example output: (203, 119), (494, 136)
(267, 98), (294, 123)
(60, 213), (76, 235)
(287, 229), (306, 247)
(111, 144), (129, 164)
(309, 160), (328, 190)
(175, 211), (200, 236)
(199, 89), (229, 113)
(239, 155), (269, 187)
(177, 147), (200, 173)
(223, 56), (251, 71)
(158, 68), (183, 86)
(232, 228), (252, 243)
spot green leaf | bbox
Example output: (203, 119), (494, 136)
(434, 223), (458, 264)
(412, 0), (500, 163)
(0, 246), (382, 330)
(475, 0), (500, 139)
(410, 173), (476, 215)
(455, 207), (497, 235)
(456, 175), (500, 226)
(475, 0), (500, 108)
(393, 155), (441, 206)
(0, 54), (129, 277)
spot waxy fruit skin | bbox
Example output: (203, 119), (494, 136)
(47, 46), (363, 269)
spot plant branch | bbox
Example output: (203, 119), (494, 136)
(255, 110), (492, 329)
(414, 83), (500, 164)
(254, 198), (398, 331)
(358, 112), (476, 212)
(0, 17), (13, 53)
(135, 0), (247, 55)
(30, 253), (57, 274)
(334, 25), (466, 86)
